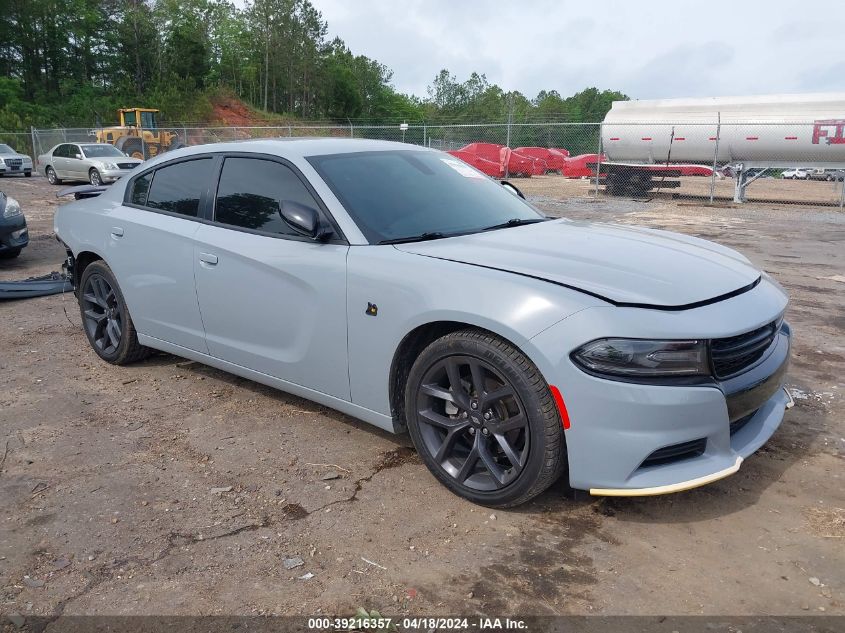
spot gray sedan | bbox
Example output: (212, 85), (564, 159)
(53, 139), (792, 507)
(38, 143), (143, 186)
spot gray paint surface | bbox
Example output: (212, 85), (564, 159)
(54, 138), (791, 493)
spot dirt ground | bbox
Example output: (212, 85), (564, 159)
(0, 174), (843, 622)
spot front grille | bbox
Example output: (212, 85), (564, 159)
(711, 321), (778, 379)
(117, 162), (137, 170)
(5, 158), (22, 168)
(640, 438), (707, 469)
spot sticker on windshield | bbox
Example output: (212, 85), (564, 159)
(441, 158), (485, 179)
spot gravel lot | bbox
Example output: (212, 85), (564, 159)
(1, 175), (843, 621)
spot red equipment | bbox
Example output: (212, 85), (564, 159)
(514, 147), (567, 173)
(446, 150), (503, 178)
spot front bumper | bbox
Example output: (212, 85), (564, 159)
(529, 278), (792, 495)
(0, 165), (32, 176)
(99, 168), (134, 183)
(0, 217), (29, 251)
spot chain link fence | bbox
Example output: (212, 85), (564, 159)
(6, 121), (844, 207)
(0, 131), (37, 163)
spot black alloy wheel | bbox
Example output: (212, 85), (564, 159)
(78, 261), (150, 365)
(416, 354), (530, 491)
(405, 329), (566, 507)
(81, 272), (122, 355)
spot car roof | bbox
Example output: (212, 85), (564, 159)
(154, 138), (434, 162)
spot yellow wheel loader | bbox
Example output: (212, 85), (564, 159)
(94, 108), (183, 160)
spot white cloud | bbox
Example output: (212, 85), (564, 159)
(311, 0), (845, 99)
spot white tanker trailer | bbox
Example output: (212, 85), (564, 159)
(597, 93), (845, 201)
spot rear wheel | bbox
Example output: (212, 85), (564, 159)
(46, 166), (61, 185)
(405, 329), (566, 507)
(78, 261), (150, 365)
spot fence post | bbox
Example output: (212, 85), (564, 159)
(30, 126), (37, 159)
(593, 123), (603, 198)
(423, 121), (426, 147)
(840, 177), (845, 210)
(709, 113), (721, 204)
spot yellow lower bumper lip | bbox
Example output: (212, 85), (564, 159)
(589, 455), (744, 497)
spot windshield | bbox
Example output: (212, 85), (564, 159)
(308, 150), (542, 243)
(0, 144), (15, 154)
(81, 144), (125, 158)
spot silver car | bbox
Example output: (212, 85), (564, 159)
(0, 143), (33, 177)
(53, 139), (792, 507)
(38, 142), (143, 186)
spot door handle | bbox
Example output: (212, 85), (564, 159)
(198, 252), (218, 265)
(110, 227), (124, 238)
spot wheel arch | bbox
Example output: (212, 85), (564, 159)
(387, 319), (553, 434)
(73, 250), (105, 289)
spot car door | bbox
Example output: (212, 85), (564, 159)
(192, 154), (350, 400)
(106, 157), (214, 353)
(52, 144), (70, 178)
(66, 144), (87, 181)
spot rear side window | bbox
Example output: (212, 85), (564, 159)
(145, 158), (213, 217)
(214, 157), (320, 236)
(129, 172), (152, 206)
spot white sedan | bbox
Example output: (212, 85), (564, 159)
(38, 143), (143, 186)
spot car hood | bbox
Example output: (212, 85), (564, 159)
(394, 219), (761, 308)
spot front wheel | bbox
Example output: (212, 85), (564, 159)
(89, 168), (102, 186)
(78, 261), (150, 365)
(405, 329), (566, 507)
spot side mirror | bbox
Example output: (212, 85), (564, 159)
(74, 153), (83, 160)
(280, 200), (328, 240)
(500, 180), (525, 199)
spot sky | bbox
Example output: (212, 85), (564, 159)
(306, 0), (845, 101)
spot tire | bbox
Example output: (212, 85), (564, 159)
(121, 139), (147, 160)
(405, 329), (566, 507)
(46, 166), (61, 185)
(25, 171), (32, 177)
(78, 261), (150, 365)
(0, 248), (22, 259)
(89, 168), (102, 186)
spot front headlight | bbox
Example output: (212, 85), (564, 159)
(0, 157), (5, 165)
(3, 196), (23, 219)
(103, 162), (118, 170)
(571, 338), (709, 377)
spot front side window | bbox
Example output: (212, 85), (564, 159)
(54, 145), (68, 158)
(145, 158), (213, 217)
(214, 157), (321, 236)
(308, 150), (542, 243)
(68, 145), (82, 159)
